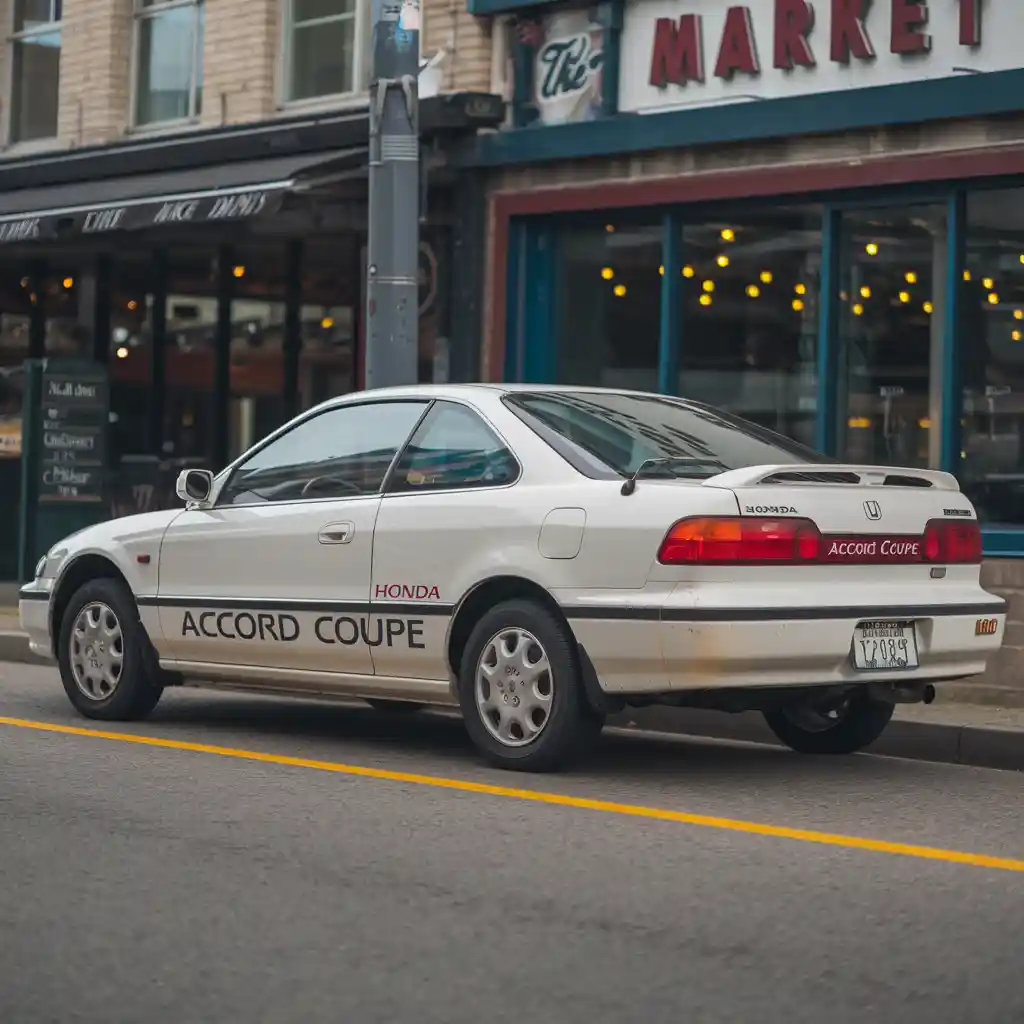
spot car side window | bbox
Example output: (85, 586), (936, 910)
(388, 401), (519, 493)
(218, 401), (429, 506)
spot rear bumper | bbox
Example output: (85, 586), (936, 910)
(565, 599), (1007, 695)
(18, 584), (54, 661)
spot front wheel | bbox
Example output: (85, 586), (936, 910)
(458, 599), (604, 772)
(57, 578), (164, 722)
(763, 688), (894, 755)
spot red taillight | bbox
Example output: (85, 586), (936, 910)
(923, 519), (982, 564)
(658, 516), (822, 565)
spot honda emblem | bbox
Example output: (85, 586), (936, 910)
(863, 500), (882, 521)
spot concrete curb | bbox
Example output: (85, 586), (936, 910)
(1, 631), (1021, 771)
(608, 707), (1024, 773)
(0, 632), (50, 666)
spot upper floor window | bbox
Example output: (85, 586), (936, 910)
(133, 0), (204, 127)
(285, 0), (367, 104)
(10, 0), (62, 143)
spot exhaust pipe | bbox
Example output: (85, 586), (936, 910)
(867, 681), (936, 705)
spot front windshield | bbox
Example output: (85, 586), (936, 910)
(505, 391), (832, 479)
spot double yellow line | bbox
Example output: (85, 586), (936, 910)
(2, 714), (1022, 874)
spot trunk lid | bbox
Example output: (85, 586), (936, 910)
(703, 464), (973, 543)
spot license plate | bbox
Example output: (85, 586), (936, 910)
(852, 620), (919, 671)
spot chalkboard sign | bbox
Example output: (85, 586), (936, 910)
(38, 364), (108, 504)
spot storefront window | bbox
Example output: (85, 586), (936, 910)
(677, 208), (821, 447)
(300, 236), (360, 410)
(961, 189), (1024, 529)
(133, 0), (204, 126)
(553, 221), (661, 391)
(229, 246), (288, 459)
(164, 248), (218, 463)
(836, 205), (946, 468)
(10, 0), (61, 143)
(109, 253), (158, 460)
(43, 267), (93, 358)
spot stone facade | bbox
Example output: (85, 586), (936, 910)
(0, 0), (489, 155)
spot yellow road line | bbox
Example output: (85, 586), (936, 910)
(2, 714), (1022, 873)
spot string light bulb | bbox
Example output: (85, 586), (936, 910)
(923, 301), (934, 314)
(983, 277), (995, 290)
(716, 254), (730, 268)
(988, 292), (1000, 305)
(865, 242), (879, 256)
(699, 293), (712, 306)
(905, 271), (917, 284)
(601, 267), (614, 280)
(963, 269), (972, 281)
(613, 284), (627, 297)
(898, 291), (910, 303)
(760, 270), (773, 284)
(682, 265), (695, 278)
(721, 228), (735, 242)
(852, 303), (864, 316)
(746, 284), (761, 298)
(860, 285), (871, 299)
(792, 298), (805, 312)
(702, 280), (715, 293)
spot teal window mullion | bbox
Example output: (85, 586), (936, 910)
(658, 211), (681, 395)
(941, 191), (966, 474)
(815, 207), (841, 455)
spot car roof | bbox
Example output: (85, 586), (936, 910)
(310, 382), (674, 412)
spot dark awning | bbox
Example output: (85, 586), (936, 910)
(0, 147), (367, 246)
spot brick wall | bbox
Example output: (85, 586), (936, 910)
(423, 0), (492, 93)
(978, 560), (1024, 705)
(57, 0), (133, 148)
(1, 0), (474, 155)
(200, 0), (280, 128)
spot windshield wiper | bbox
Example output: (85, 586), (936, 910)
(620, 457), (727, 495)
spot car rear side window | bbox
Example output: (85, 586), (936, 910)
(218, 400), (430, 505)
(387, 401), (520, 493)
(503, 391), (831, 479)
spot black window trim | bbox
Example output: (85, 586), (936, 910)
(214, 397), (436, 509)
(381, 398), (523, 496)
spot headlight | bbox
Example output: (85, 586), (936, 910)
(34, 556), (47, 580)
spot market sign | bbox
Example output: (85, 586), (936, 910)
(0, 187), (284, 246)
(620, 0), (1007, 114)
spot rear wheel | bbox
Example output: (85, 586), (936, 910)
(763, 687), (894, 755)
(57, 578), (164, 722)
(458, 599), (604, 772)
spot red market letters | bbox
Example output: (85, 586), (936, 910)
(649, 0), (983, 89)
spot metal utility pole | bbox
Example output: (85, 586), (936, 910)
(364, 0), (421, 389)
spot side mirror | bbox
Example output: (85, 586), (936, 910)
(176, 469), (214, 506)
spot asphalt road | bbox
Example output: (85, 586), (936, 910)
(2, 664), (1023, 1024)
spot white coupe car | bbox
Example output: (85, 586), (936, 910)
(19, 384), (1007, 771)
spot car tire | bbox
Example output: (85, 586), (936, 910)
(57, 577), (164, 722)
(457, 599), (604, 772)
(366, 699), (422, 714)
(763, 688), (895, 755)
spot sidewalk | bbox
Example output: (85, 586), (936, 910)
(2, 607), (1021, 771)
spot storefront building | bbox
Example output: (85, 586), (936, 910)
(461, 0), (1024, 698)
(0, 0), (501, 580)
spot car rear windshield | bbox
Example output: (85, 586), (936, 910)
(504, 391), (833, 480)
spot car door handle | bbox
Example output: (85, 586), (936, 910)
(318, 521), (355, 545)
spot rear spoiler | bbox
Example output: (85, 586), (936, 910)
(701, 464), (962, 492)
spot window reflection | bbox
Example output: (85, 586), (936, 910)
(678, 209), (821, 447)
(837, 206), (945, 468)
(961, 189), (1024, 528)
(164, 248), (218, 462)
(553, 222), (661, 391)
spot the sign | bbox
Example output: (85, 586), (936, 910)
(511, 6), (605, 125)
(38, 365), (108, 504)
(622, 0), (1009, 115)
(0, 188), (281, 246)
